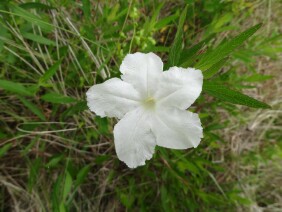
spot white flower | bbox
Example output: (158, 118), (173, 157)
(86, 52), (203, 168)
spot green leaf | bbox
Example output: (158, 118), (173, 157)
(144, 46), (169, 53)
(10, 4), (53, 32)
(0, 143), (12, 157)
(59, 203), (67, 212)
(0, 40), (4, 52)
(143, 2), (164, 36)
(179, 36), (213, 67)
(75, 165), (91, 187)
(0, 0), (9, 7)
(39, 60), (61, 83)
(161, 186), (169, 210)
(0, 131), (7, 139)
(203, 57), (229, 79)
(19, 2), (55, 10)
(18, 97), (46, 121)
(95, 155), (110, 164)
(52, 174), (63, 211)
(46, 154), (64, 169)
(22, 32), (56, 46)
(62, 101), (88, 117)
(196, 23), (262, 71)
(21, 137), (37, 156)
(63, 171), (72, 201)
(82, 0), (91, 20)
(107, 4), (120, 23)
(28, 158), (42, 192)
(167, 5), (188, 68)
(95, 117), (109, 135)
(0, 79), (33, 96)
(203, 81), (271, 109)
(244, 74), (273, 82)
(177, 161), (200, 175)
(155, 12), (179, 30)
(41, 93), (77, 104)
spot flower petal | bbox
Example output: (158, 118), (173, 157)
(120, 52), (163, 98)
(155, 67), (203, 110)
(151, 108), (203, 149)
(86, 78), (141, 119)
(113, 108), (156, 168)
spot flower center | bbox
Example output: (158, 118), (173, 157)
(142, 97), (156, 110)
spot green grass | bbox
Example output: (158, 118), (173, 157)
(0, 0), (281, 211)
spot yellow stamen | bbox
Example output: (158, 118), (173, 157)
(143, 97), (156, 109)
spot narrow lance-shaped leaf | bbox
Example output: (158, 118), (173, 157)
(41, 93), (77, 104)
(203, 57), (229, 79)
(22, 32), (56, 46)
(82, 0), (91, 20)
(0, 143), (12, 157)
(39, 60), (61, 84)
(244, 74), (273, 82)
(75, 165), (91, 187)
(63, 171), (72, 201)
(203, 81), (271, 109)
(45, 154), (64, 169)
(143, 2), (164, 36)
(195, 23), (262, 71)
(167, 5), (188, 68)
(18, 97), (46, 121)
(19, 2), (56, 10)
(179, 35), (214, 68)
(0, 79), (33, 96)
(62, 101), (88, 118)
(28, 158), (42, 192)
(155, 12), (179, 30)
(9, 4), (53, 32)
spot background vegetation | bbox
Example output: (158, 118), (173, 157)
(0, 0), (281, 211)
